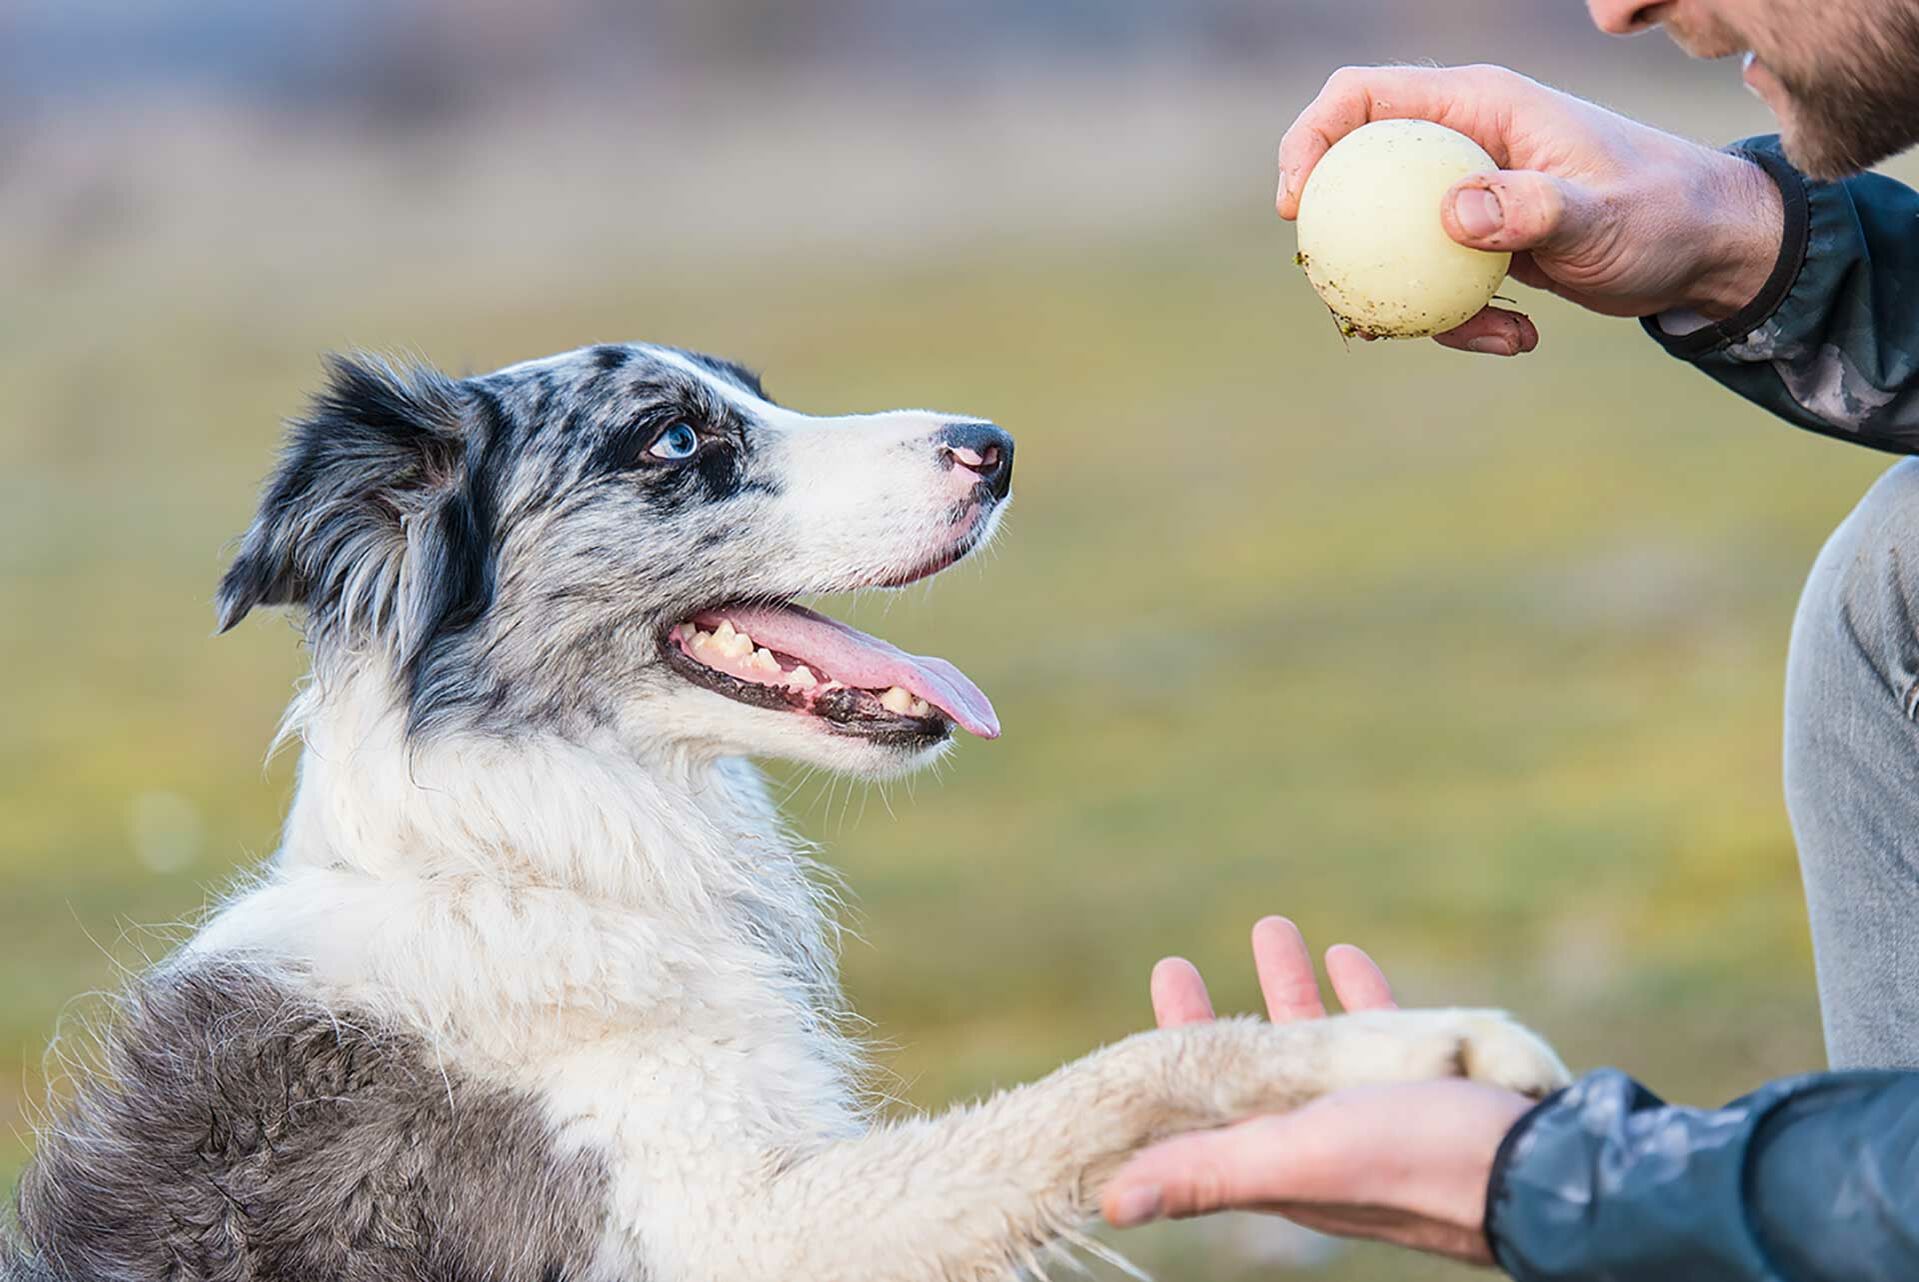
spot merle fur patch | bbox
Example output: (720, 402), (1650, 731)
(216, 345), (792, 739)
(215, 353), (493, 672)
(9, 963), (610, 1282)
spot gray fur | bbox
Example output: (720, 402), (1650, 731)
(7, 962), (610, 1282)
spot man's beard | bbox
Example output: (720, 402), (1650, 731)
(1777, 61), (1919, 179)
(1661, 1), (1919, 180)
(1768, 7), (1919, 180)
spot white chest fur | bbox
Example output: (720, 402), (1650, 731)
(190, 673), (869, 1280)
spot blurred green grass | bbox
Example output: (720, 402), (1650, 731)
(0, 205), (1888, 1278)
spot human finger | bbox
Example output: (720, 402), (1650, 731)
(1251, 916), (1327, 1022)
(1324, 943), (1398, 1012)
(1277, 64), (1528, 218)
(1443, 170), (1593, 256)
(1103, 1115), (1295, 1226)
(1150, 957), (1217, 1028)
(1431, 306), (1540, 355)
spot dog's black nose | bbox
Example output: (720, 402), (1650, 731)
(939, 421), (1013, 500)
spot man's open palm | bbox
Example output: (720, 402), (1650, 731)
(1102, 917), (1537, 1267)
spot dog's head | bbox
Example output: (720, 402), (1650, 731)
(218, 344), (1010, 775)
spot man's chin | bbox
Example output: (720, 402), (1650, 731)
(1778, 100), (1919, 181)
(1743, 14), (1919, 181)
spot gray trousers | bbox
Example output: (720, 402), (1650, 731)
(1787, 457), (1919, 1068)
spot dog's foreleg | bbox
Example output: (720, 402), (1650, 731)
(744, 1008), (1566, 1282)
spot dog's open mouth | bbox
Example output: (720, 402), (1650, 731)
(660, 603), (999, 743)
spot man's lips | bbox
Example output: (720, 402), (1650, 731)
(1740, 51), (1781, 95)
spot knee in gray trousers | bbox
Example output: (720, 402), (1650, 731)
(1787, 456), (1919, 1068)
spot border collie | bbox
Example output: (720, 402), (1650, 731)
(4, 344), (1566, 1282)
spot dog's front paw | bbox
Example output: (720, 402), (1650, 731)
(1311, 1008), (1571, 1100)
(1448, 1011), (1572, 1098)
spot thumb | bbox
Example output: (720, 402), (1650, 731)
(1443, 171), (1590, 256)
(1102, 1116), (1291, 1228)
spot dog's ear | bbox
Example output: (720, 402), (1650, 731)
(216, 353), (492, 668)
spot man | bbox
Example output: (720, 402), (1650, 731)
(1100, 1), (1919, 1275)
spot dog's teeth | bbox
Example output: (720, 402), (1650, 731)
(711, 620), (754, 659)
(879, 686), (915, 714)
(908, 697), (932, 718)
(675, 622), (696, 641)
(789, 665), (819, 691)
(690, 629), (714, 651)
(749, 647), (780, 674)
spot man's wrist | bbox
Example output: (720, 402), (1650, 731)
(1686, 148), (1787, 321)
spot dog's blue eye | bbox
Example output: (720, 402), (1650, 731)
(648, 423), (700, 461)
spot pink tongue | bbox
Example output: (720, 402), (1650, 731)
(695, 604), (1000, 739)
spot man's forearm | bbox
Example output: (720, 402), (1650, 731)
(1486, 1067), (1919, 1281)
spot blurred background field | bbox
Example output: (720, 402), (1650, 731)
(4, 3), (1916, 1278)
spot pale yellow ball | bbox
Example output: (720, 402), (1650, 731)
(1295, 120), (1511, 339)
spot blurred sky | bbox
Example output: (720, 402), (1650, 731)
(0, 3), (1690, 115)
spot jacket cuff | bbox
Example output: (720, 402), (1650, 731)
(1481, 1082), (1573, 1282)
(1639, 135), (1812, 361)
(1482, 1086), (1566, 1271)
(1481, 1069), (1781, 1281)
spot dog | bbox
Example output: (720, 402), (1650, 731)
(3, 344), (1568, 1282)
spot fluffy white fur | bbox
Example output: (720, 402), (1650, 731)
(188, 664), (1567, 1281)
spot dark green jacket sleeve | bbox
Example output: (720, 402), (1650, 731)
(1641, 135), (1919, 453)
(1485, 1067), (1919, 1281)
